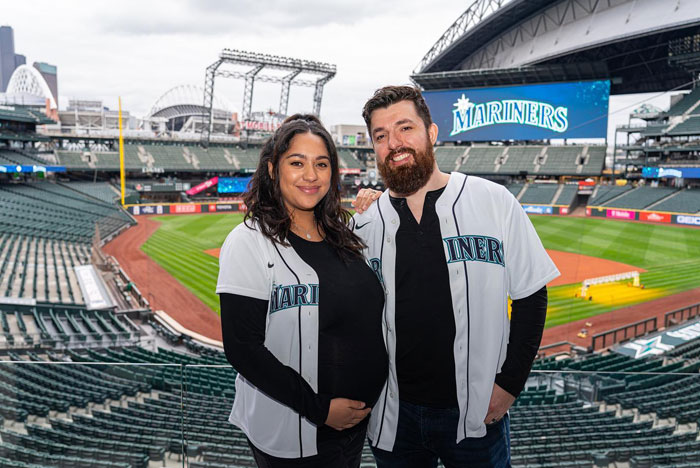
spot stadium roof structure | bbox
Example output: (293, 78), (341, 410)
(413, 0), (700, 94)
(5, 64), (57, 109)
(148, 85), (233, 121)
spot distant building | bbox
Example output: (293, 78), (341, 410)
(330, 124), (368, 146)
(33, 62), (58, 108)
(0, 26), (20, 92)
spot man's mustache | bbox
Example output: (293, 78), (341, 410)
(386, 147), (417, 163)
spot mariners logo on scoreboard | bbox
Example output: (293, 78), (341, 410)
(450, 94), (568, 137)
(270, 284), (319, 313)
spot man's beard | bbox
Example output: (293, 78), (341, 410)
(377, 142), (435, 195)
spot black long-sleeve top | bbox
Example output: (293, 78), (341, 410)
(220, 232), (388, 441)
(495, 285), (548, 397)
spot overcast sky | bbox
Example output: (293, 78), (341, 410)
(3, 0), (683, 140)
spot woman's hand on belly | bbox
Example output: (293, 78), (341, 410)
(325, 398), (371, 431)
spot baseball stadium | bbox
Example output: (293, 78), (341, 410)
(1, 1), (700, 467)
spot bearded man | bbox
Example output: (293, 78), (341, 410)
(352, 86), (560, 468)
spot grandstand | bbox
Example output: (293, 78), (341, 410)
(599, 187), (679, 210)
(0, 313), (698, 467)
(652, 188), (700, 214)
(0, 182), (133, 243)
(618, 86), (700, 177)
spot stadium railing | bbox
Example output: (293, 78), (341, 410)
(1, 354), (699, 468)
(591, 317), (658, 351)
(664, 302), (700, 328)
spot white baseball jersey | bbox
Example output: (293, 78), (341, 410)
(352, 172), (560, 450)
(216, 221), (322, 458)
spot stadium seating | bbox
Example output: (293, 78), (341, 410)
(338, 149), (363, 170)
(434, 146), (465, 172)
(554, 184), (578, 206)
(668, 116), (700, 135)
(0, 182), (133, 243)
(519, 184), (559, 205)
(0, 150), (46, 166)
(665, 87), (700, 116)
(582, 146), (606, 176)
(0, 235), (91, 305)
(601, 186), (679, 210)
(540, 146), (582, 175)
(64, 182), (121, 204)
(461, 146), (502, 174)
(507, 183), (525, 199)
(0, 303), (138, 347)
(0, 341), (697, 468)
(499, 146), (542, 174)
(588, 185), (633, 206)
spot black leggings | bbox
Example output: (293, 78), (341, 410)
(248, 427), (366, 468)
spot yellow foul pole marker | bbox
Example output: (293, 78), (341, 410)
(118, 97), (126, 206)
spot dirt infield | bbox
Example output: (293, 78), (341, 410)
(541, 287), (700, 351)
(546, 250), (644, 287)
(103, 217), (222, 341)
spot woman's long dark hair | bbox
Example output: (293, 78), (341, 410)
(243, 114), (366, 260)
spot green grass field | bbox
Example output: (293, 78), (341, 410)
(141, 213), (700, 326)
(530, 217), (700, 327)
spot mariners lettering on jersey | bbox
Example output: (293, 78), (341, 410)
(443, 235), (504, 266)
(368, 258), (384, 285)
(270, 283), (319, 313)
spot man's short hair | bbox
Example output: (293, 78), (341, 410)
(362, 85), (433, 137)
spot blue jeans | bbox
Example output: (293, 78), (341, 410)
(371, 400), (511, 468)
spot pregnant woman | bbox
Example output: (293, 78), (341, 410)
(217, 114), (388, 468)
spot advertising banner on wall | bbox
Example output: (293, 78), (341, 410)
(522, 205), (554, 215)
(187, 177), (218, 196)
(643, 167), (700, 179)
(128, 202), (244, 215)
(639, 212), (671, 223)
(606, 209), (637, 220)
(675, 214), (700, 226)
(423, 80), (610, 142)
(0, 165), (66, 173)
(172, 204), (201, 214)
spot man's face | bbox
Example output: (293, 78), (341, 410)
(369, 100), (438, 195)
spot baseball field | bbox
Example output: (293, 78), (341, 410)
(140, 213), (700, 329)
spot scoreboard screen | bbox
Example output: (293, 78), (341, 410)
(423, 80), (610, 142)
(218, 177), (252, 194)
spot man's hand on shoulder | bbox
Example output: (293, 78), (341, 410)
(351, 188), (381, 214)
(484, 383), (515, 425)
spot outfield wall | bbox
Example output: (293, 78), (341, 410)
(587, 206), (700, 226)
(125, 200), (572, 216)
(522, 204), (570, 215)
(125, 201), (245, 216)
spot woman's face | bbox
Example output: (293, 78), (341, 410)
(270, 132), (332, 215)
